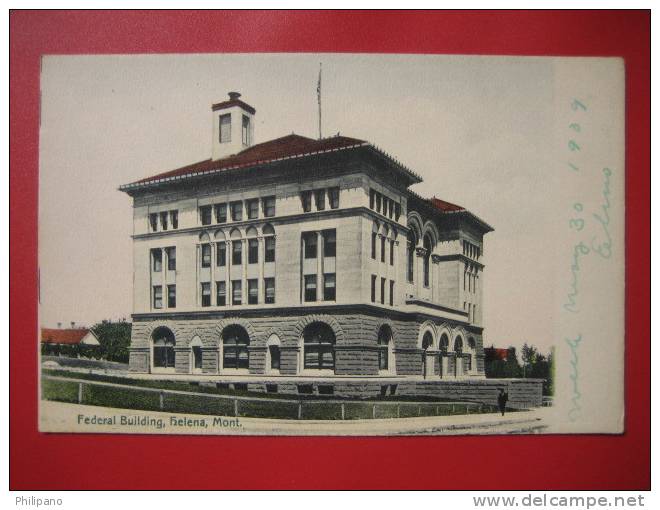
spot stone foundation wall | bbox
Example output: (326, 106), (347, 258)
(129, 309), (485, 379)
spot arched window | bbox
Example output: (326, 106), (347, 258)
(303, 322), (336, 370)
(377, 325), (393, 372)
(263, 223), (275, 263)
(230, 228), (242, 265)
(190, 335), (203, 373)
(439, 333), (449, 353)
(246, 226), (259, 264)
(423, 233), (432, 287)
(222, 325), (250, 370)
(152, 327), (175, 370)
(421, 330), (434, 378)
(407, 231), (416, 282)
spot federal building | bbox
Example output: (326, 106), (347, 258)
(120, 92), (541, 405)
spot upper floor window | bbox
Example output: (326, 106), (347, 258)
(230, 201), (243, 222)
(322, 229), (336, 257)
(219, 113), (231, 143)
(151, 249), (162, 272)
(389, 280), (394, 306)
(314, 189), (326, 211)
(170, 210), (178, 229)
(407, 231), (416, 283)
(389, 239), (395, 266)
(246, 199), (259, 220)
(160, 211), (168, 230)
(201, 282), (211, 307)
(216, 281), (226, 306)
(165, 247), (176, 271)
(262, 196), (276, 217)
(247, 279), (258, 304)
(149, 213), (158, 232)
(264, 277), (275, 304)
(201, 244), (211, 268)
(423, 234), (432, 287)
(304, 275), (317, 302)
(265, 236), (276, 263)
(153, 286), (163, 309)
(375, 193), (382, 214)
(303, 232), (317, 259)
(380, 235), (386, 263)
(323, 273), (336, 301)
(200, 205), (213, 226)
(395, 203), (401, 221)
(232, 280), (242, 305)
(248, 238), (259, 264)
(301, 191), (312, 213)
(371, 232), (377, 259)
(242, 115), (250, 145)
(371, 275), (377, 303)
(217, 242), (226, 266)
(369, 189), (376, 209)
(167, 284), (176, 308)
(232, 240), (242, 265)
(215, 203), (227, 223)
(328, 187), (340, 209)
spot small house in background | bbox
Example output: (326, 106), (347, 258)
(41, 327), (100, 347)
(484, 346), (517, 363)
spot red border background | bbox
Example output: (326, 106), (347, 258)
(10, 10), (650, 490)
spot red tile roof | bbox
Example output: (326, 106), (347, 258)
(484, 347), (510, 361)
(126, 134), (369, 187)
(429, 196), (465, 212)
(41, 328), (95, 345)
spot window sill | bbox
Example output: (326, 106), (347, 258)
(151, 368), (176, 374)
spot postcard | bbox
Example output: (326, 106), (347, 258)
(37, 53), (624, 435)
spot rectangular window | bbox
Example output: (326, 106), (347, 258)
(381, 235), (386, 262)
(201, 282), (211, 307)
(328, 187), (340, 209)
(323, 229), (336, 257)
(232, 240), (242, 265)
(301, 190), (312, 212)
(248, 279), (258, 304)
(170, 210), (178, 229)
(389, 280), (395, 306)
(201, 244), (211, 268)
(214, 203), (227, 223)
(232, 280), (242, 305)
(264, 277), (275, 304)
(395, 202), (401, 221)
(160, 211), (168, 231)
(371, 275), (377, 303)
(246, 199), (259, 219)
(375, 192), (382, 214)
(219, 113), (231, 143)
(216, 242), (226, 266)
(230, 201), (243, 222)
(200, 205), (212, 226)
(149, 213), (158, 232)
(242, 115), (250, 145)
(265, 236), (275, 262)
(153, 286), (162, 309)
(314, 189), (325, 211)
(304, 275), (317, 302)
(165, 247), (176, 271)
(381, 277), (386, 304)
(167, 284), (176, 308)
(303, 232), (317, 259)
(262, 196), (276, 217)
(369, 189), (376, 209)
(216, 281), (226, 306)
(248, 238), (258, 264)
(371, 232), (377, 259)
(390, 239), (395, 265)
(323, 273), (336, 301)
(151, 249), (162, 272)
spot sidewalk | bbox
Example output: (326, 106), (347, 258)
(39, 400), (551, 436)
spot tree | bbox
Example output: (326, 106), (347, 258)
(91, 320), (132, 363)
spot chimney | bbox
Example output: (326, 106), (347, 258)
(57, 322), (62, 329)
(70, 321), (75, 329)
(211, 91), (255, 160)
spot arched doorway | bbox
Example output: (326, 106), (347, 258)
(221, 325), (250, 370)
(421, 330), (434, 378)
(302, 322), (336, 371)
(152, 326), (175, 372)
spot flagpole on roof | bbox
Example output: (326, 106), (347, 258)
(317, 62), (322, 140)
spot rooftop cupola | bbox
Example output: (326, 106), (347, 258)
(211, 91), (256, 160)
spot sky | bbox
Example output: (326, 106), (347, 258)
(39, 53), (559, 353)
